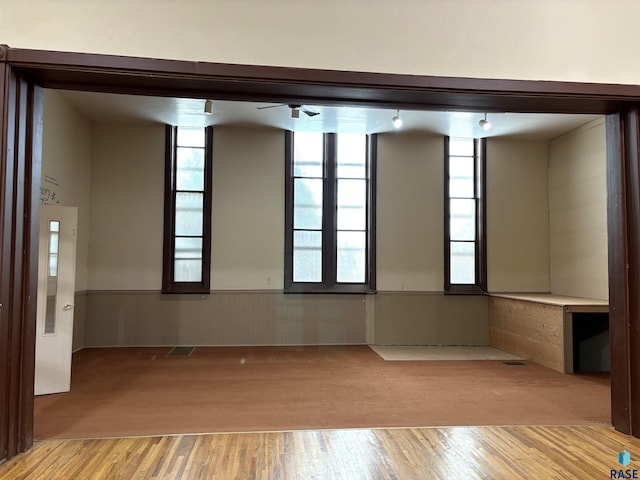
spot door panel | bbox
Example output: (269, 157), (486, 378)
(34, 205), (78, 396)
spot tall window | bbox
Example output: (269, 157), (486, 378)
(284, 131), (376, 293)
(162, 126), (213, 294)
(444, 137), (486, 294)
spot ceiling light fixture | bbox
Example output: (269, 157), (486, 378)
(204, 99), (214, 115)
(392, 109), (403, 128)
(479, 113), (491, 131)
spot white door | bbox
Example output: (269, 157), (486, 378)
(34, 205), (78, 396)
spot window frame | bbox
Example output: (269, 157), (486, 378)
(284, 131), (377, 294)
(162, 125), (213, 294)
(444, 136), (487, 295)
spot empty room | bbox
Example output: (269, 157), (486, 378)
(22, 86), (613, 469)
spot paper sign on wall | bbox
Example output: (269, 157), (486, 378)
(41, 174), (60, 205)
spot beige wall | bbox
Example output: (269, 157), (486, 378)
(88, 124), (165, 290)
(373, 135), (550, 344)
(48, 91), (604, 346)
(87, 125), (285, 291)
(83, 126), (493, 346)
(377, 133), (443, 291)
(42, 90), (93, 350)
(86, 127), (556, 296)
(211, 127), (284, 290)
(548, 119), (608, 300)
(41, 90), (93, 292)
(377, 134), (552, 294)
(2, 2), (639, 85)
(486, 139), (550, 292)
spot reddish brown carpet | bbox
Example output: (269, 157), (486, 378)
(34, 346), (610, 440)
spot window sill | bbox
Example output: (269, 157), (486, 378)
(444, 285), (487, 295)
(161, 285), (211, 294)
(284, 283), (376, 294)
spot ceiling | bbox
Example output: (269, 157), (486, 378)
(56, 90), (602, 141)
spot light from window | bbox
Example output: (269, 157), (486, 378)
(448, 137), (477, 285)
(173, 127), (206, 283)
(48, 220), (59, 277)
(45, 220), (60, 335)
(163, 125), (212, 293)
(286, 131), (375, 292)
(292, 132), (324, 282)
(336, 134), (367, 283)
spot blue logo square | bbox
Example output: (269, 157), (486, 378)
(619, 450), (631, 466)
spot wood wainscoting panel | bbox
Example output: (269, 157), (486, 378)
(490, 297), (564, 371)
(72, 292), (87, 352)
(84, 291), (367, 347)
(374, 292), (489, 345)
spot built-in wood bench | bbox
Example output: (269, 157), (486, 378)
(489, 294), (609, 373)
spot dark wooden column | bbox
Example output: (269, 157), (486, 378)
(607, 108), (640, 436)
(0, 45), (41, 462)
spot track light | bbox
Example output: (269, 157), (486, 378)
(204, 99), (213, 115)
(479, 113), (491, 131)
(392, 109), (403, 128)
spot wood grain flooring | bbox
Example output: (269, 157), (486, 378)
(1, 425), (638, 479)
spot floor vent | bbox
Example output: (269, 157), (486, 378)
(168, 346), (195, 357)
(502, 361), (526, 366)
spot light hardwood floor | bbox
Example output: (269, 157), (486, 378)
(1, 425), (639, 479)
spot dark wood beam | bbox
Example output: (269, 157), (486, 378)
(6, 46), (640, 115)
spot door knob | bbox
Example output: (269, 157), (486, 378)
(63, 304), (73, 311)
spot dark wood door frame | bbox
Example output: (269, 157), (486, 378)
(0, 48), (42, 463)
(607, 109), (640, 435)
(1, 44), (640, 461)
